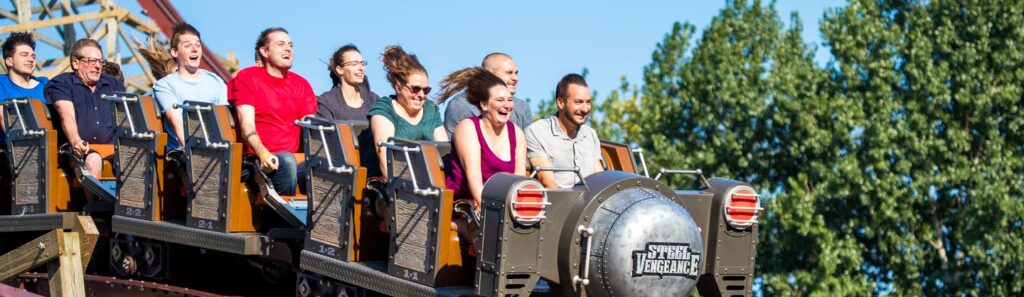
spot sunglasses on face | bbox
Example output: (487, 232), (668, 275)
(405, 85), (432, 95)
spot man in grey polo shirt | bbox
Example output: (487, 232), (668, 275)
(525, 73), (603, 188)
(444, 52), (533, 136)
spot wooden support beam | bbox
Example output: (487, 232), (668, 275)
(48, 230), (85, 297)
(71, 215), (98, 268)
(0, 6), (127, 34)
(16, 0), (30, 23)
(0, 7), (17, 20)
(0, 230), (62, 282)
(118, 25), (155, 84)
(0, 0), (93, 20)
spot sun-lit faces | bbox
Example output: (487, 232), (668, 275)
(485, 56), (518, 95)
(557, 83), (592, 127)
(338, 50), (366, 86)
(260, 31), (293, 70)
(172, 33), (203, 74)
(5, 44), (36, 77)
(480, 84), (514, 124)
(396, 72), (430, 114)
(71, 46), (103, 87)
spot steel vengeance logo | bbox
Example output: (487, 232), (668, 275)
(631, 242), (700, 279)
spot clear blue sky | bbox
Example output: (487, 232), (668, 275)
(152, 0), (844, 110)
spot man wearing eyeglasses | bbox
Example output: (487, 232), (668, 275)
(443, 52), (533, 137)
(228, 27), (316, 195)
(45, 38), (126, 201)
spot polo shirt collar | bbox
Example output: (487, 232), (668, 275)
(69, 73), (111, 89)
(547, 115), (589, 142)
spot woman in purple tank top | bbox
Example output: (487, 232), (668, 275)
(437, 67), (527, 245)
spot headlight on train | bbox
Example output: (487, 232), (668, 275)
(510, 180), (549, 227)
(723, 185), (762, 230)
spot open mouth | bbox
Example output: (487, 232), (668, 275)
(188, 55), (200, 62)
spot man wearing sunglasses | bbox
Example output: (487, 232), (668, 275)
(45, 38), (126, 201)
(228, 27), (316, 195)
(443, 52), (533, 137)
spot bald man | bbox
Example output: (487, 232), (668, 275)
(443, 52), (533, 136)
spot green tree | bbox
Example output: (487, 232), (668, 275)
(595, 0), (1024, 295)
(820, 0), (1024, 294)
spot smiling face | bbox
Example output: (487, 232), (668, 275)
(171, 33), (202, 73)
(71, 46), (103, 87)
(260, 31), (293, 70)
(395, 72), (430, 114)
(480, 84), (514, 125)
(557, 83), (592, 127)
(5, 44), (36, 77)
(485, 56), (518, 95)
(338, 50), (366, 86)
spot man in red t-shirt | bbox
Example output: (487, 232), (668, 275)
(228, 27), (315, 195)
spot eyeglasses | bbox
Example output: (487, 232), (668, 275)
(75, 57), (106, 66)
(342, 60), (367, 67)
(405, 85), (432, 95)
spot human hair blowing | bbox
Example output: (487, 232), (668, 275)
(437, 67), (505, 106)
(380, 45), (426, 88)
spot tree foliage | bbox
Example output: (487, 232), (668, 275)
(595, 0), (1024, 295)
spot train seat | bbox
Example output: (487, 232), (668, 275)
(380, 138), (468, 287)
(1, 98), (71, 215)
(297, 117), (384, 262)
(105, 93), (170, 221)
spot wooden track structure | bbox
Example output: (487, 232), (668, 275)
(0, 0), (237, 93)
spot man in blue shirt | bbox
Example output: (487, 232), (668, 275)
(152, 23), (228, 150)
(1, 32), (49, 142)
(45, 38), (125, 201)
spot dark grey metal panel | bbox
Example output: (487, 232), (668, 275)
(0, 213), (75, 232)
(299, 251), (474, 297)
(111, 215), (268, 255)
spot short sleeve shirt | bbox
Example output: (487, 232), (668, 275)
(0, 74), (49, 142)
(525, 116), (601, 188)
(228, 66), (317, 154)
(44, 73), (126, 144)
(152, 69), (229, 150)
(443, 92), (532, 137)
(368, 95), (442, 141)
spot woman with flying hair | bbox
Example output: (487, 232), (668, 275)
(437, 66), (526, 248)
(368, 45), (447, 178)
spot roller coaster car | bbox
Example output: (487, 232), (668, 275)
(104, 93), (169, 221)
(0, 98), (77, 234)
(112, 101), (291, 259)
(295, 117), (384, 263)
(601, 141), (761, 297)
